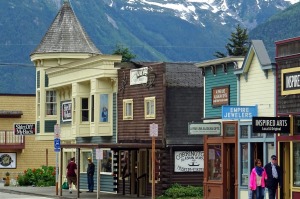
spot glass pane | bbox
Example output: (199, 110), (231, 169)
(126, 103), (132, 116)
(82, 110), (89, 121)
(82, 98), (89, 109)
(241, 143), (248, 186)
(82, 151), (93, 172)
(224, 123), (235, 137)
(208, 145), (222, 180)
(294, 143), (300, 186)
(240, 125), (248, 138)
(294, 116), (300, 135)
(267, 143), (275, 163)
(101, 150), (112, 173)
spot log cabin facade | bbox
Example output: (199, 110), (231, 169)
(115, 62), (204, 197)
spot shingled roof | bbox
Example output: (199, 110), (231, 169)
(31, 0), (101, 55)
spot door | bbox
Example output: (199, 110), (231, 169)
(226, 144), (236, 199)
(280, 142), (290, 199)
(137, 150), (148, 196)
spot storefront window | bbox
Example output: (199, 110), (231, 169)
(101, 149), (112, 173)
(293, 143), (300, 186)
(224, 123), (235, 137)
(294, 116), (300, 135)
(208, 145), (222, 180)
(241, 143), (248, 186)
(240, 125), (248, 138)
(267, 143), (275, 162)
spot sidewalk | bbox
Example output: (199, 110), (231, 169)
(0, 182), (151, 199)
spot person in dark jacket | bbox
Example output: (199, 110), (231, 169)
(264, 155), (282, 199)
(87, 157), (95, 192)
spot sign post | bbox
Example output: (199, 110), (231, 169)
(150, 123), (158, 199)
(96, 149), (103, 199)
(54, 124), (60, 195)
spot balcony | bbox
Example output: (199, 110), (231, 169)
(0, 131), (25, 149)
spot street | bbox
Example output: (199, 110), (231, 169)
(0, 192), (54, 199)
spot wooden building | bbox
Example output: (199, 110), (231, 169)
(196, 57), (244, 199)
(275, 36), (300, 199)
(0, 94), (56, 180)
(115, 62), (204, 197)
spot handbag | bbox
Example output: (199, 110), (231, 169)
(62, 180), (69, 190)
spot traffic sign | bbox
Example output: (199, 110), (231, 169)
(54, 138), (61, 152)
(54, 124), (61, 139)
(150, 123), (158, 137)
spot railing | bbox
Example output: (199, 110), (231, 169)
(0, 131), (25, 149)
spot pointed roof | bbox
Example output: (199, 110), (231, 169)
(31, 0), (101, 55)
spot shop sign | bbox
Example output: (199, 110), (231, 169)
(174, 151), (204, 172)
(14, 123), (35, 135)
(252, 117), (290, 133)
(281, 67), (300, 95)
(212, 85), (229, 106)
(222, 105), (257, 120)
(130, 67), (148, 85)
(188, 122), (221, 135)
(0, 153), (16, 168)
(61, 101), (72, 122)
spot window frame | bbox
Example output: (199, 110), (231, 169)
(123, 99), (133, 120)
(100, 149), (113, 175)
(80, 149), (93, 173)
(144, 97), (156, 119)
(46, 90), (57, 116)
(81, 97), (89, 122)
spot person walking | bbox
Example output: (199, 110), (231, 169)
(264, 155), (282, 199)
(249, 159), (267, 199)
(87, 157), (95, 192)
(66, 157), (81, 194)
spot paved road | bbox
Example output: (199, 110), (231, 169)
(0, 192), (54, 199)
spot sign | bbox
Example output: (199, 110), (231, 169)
(252, 117), (290, 133)
(174, 151), (204, 172)
(130, 67), (148, 85)
(14, 123), (35, 135)
(54, 124), (60, 139)
(54, 138), (60, 152)
(0, 153), (16, 168)
(222, 105), (257, 120)
(61, 101), (72, 122)
(150, 123), (158, 137)
(212, 86), (229, 106)
(188, 122), (221, 135)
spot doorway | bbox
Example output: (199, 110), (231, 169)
(280, 142), (290, 199)
(137, 150), (148, 196)
(250, 143), (264, 167)
(226, 144), (236, 199)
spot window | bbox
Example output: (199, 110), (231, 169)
(267, 143), (275, 161)
(144, 97), (156, 119)
(37, 92), (40, 117)
(293, 143), (300, 186)
(241, 143), (248, 186)
(81, 98), (89, 122)
(100, 94), (109, 122)
(81, 150), (93, 172)
(240, 125), (248, 138)
(149, 150), (160, 182)
(46, 91), (56, 115)
(208, 145), (222, 180)
(101, 149), (112, 174)
(224, 123), (236, 137)
(123, 99), (133, 120)
(91, 95), (94, 122)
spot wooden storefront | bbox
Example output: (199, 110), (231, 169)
(276, 36), (300, 199)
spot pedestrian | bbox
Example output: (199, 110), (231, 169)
(264, 155), (282, 199)
(87, 157), (95, 192)
(66, 157), (81, 194)
(249, 159), (267, 199)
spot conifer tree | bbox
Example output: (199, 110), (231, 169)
(214, 24), (249, 58)
(112, 44), (136, 62)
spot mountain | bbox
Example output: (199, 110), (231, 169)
(0, 0), (298, 94)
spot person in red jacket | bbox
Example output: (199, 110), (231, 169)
(66, 157), (81, 194)
(249, 159), (267, 199)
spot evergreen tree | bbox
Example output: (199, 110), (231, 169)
(214, 24), (249, 58)
(112, 44), (136, 62)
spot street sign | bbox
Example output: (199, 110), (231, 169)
(150, 123), (158, 137)
(54, 138), (60, 152)
(54, 124), (60, 139)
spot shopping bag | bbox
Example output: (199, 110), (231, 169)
(62, 180), (69, 190)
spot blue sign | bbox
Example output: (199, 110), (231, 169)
(54, 138), (60, 152)
(222, 105), (257, 120)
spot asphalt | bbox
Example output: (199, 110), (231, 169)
(0, 182), (151, 199)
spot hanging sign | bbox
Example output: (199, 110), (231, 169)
(252, 117), (290, 133)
